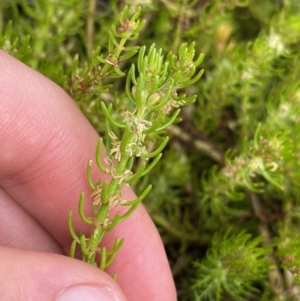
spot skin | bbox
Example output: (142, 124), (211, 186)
(0, 50), (176, 301)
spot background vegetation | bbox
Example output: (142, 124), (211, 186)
(2, 0), (300, 300)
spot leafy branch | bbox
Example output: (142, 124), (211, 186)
(68, 6), (204, 270)
(72, 6), (145, 95)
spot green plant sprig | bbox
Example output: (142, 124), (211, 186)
(69, 37), (204, 270)
(72, 6), (145, 96)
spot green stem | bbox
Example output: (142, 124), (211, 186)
(31, 7), (54, 69)
(171, 2), (185, 51)
(0, 5), (3, 32)
(86, 204), (108, 264)
(108, 128), (136, 196)
(101, 37), (128, 75)
(150, 212), (209, 245)
(86, 128), (136, 263)
(87, 0), (96, 59)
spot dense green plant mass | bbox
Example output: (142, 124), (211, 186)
(2, 0), (300, 300)
(193, 232), (271, 301)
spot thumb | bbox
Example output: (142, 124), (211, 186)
(1, 246), (126, 301)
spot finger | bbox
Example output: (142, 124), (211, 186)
(0, 48), (124, 245)
(0, 186), (62, 253)
(0, 51), (176, 301)
(0, 246), (127, 301)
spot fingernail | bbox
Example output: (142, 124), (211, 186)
(56, 284), (122, 301)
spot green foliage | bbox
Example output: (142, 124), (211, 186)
(276, 229), (300, 286)
(4, 0), (300, 300)
(68, 29), (204, 268)
(193, 232), (270, 301)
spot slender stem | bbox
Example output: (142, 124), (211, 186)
(108, 128), (136, 197)
(171, 1), (184, 51)
(0, 5), (3, 32)
(171, 254), (193, 277)
(150, 212), (209, 245)
(249, 192), (285, 299)
(168, 124), (224, 164)
(102, 37), (128, 75)
(87, 0), (96, 58)
(85, 130), (135, 262)
(31, 6), (54, 69)
(86, 205), (107, 264)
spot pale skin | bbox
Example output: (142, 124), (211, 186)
(0, 50), (176, 301)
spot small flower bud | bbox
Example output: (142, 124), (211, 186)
(148, 92), (162, 106)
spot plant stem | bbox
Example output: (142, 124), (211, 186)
(249, 192), (285, 299)
(101, 37), (128, 75)
(171, 1), (185, 51)
(86, 128), (136, 262)
(0, 5), (3, 32)
(150, 212), (209, 245)
(168, 124), (224, 164)
(87, 0), (97, 58)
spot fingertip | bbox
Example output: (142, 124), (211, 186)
(0, 247), (127, 301)
(55, 284), (124, 301)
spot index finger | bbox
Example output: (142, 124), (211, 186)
(0, 51), (176, 301)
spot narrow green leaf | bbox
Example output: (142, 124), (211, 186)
(141, 137), (169, 159)
(69, 240), (77, 258)
(78, 192), (93, 224)
(101, 101), (126, 128)
(141, 154), (162, 176)
(87, 159), (96, 190)
(100, 247), (107, 270)
(155, 109), (181, 132)
(96, 138), (109, 174)
(80, 235), (89, 256)
(68, 210), (80, 243)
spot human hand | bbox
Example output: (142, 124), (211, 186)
(0, 50), (176, 301)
